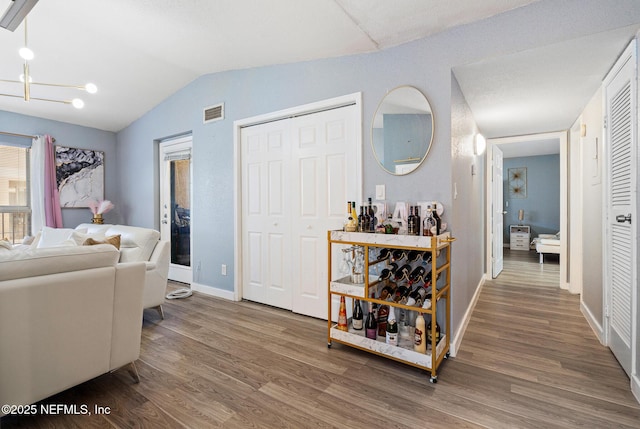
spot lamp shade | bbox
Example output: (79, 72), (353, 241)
(518, 209), (524, 221)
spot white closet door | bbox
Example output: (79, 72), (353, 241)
(290, 105), (358, 319)
(241, 119), (292, 309)
(604, 40), (637, 377)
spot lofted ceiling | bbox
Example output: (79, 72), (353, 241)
(0, 0), (636, 143)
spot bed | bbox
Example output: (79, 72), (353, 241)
(532, 233), (560, 264)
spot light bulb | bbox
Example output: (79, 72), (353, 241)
(19, 74), (32, 83)
(19, 47), (34, 61)
(474, 133), (486, 155)
(71, 98), (84, 109)
(85, 83), (97, 94)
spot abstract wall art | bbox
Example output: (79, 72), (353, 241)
(55, 146), (104, 207)
(508, 167), (527, 198)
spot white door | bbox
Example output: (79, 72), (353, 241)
(241, 119), (293, 309)
(604, 40), (637, 377)
(240, 103), (359, 319)
(492, 144), (505, 278)
(290, 106), (358, 319)
(159, 136), (193, 284)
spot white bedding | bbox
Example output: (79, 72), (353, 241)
(532, 233), (560, 263)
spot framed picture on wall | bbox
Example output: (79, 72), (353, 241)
(55, 146), (105, 208)
(508, 167), (527, 198)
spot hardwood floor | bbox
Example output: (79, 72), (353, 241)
(3, 250), (640, 428)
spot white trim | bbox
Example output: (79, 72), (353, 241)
(580, 298), (605, 345)
(632, 374), (640, 404)
(233, 93), (363, 302)
(485, 132), (568, 291)
(192, 282), (237, 301)
(569, 119), (583, 295)
(449, 274), (485, 357)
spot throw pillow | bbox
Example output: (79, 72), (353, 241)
(0, 239), (12, 251)
(83, 234), (121, 250)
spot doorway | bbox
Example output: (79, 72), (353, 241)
(486, 132), (568, 290)
(159, 135), (193, 284)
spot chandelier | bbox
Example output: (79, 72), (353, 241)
(0, 18), (97, 109)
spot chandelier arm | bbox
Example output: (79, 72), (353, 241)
(29, 97), (72, 104)
(0, 93), (24, 99)
(29, 81), (88, 90)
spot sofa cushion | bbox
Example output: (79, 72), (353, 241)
(0, 244), (119, 282)
(105, 226), (159, 263)
(37, 227), (88, 248)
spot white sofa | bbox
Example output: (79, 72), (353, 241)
(75, 223), (171, 318)
(0, 244), (146, 416)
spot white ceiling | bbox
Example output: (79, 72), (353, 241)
(0, 0), (636, 145)
(0, 0), (539, 132)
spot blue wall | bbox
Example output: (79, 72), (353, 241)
(0, 110), (119, 228)
(503, 154), (560, 239)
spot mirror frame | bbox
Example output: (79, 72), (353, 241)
(370, 85), (435, 175)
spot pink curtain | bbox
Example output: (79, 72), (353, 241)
(43, 135), (63, 227)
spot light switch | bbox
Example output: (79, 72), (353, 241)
(375, 184), (385, 200)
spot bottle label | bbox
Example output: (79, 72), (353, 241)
(414, 328), (423, 345)
(352, 319), (363, 330)
(386, 331), (398, 346)
(366, 328), (377, 340)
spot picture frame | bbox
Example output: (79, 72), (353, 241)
(55, 145), (105, 208)
(508, 167), (527, 198)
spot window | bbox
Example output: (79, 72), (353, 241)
(0, 144), (30, 243)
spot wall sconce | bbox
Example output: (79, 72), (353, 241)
(474, 133), (486, 155)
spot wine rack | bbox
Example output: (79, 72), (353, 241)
(327, 230), (453, 383)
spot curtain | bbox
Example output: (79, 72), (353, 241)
(43, 135), (62, 227)
(30, 134), (62, 231)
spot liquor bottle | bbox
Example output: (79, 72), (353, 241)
(408, 266), (426, 284)
(365, 302), (377, 339)
(394, 264), (412, 281)
(337, 296), (348, 331)
(358, 206), (366, 232)
(351, 202), (358, 230)
(352, 299), (364, 330)
(344, 201), (356, 232)
(432, 202), (441, 236)
(363, 205), (371, 233)
(368, 197), (376, 232)
(427, 317), (441, 345)
(407, 206), (416, 235)
(391, 249), (406, 262)
(385, 306), (398, 346)
(414, 206), (421, 236)
(423, 205), (435, 236)
(398, 308), (411, 339)
(414, 313), (426, 353)
(407, 249), (421, 263)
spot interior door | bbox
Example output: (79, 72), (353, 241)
(159, 136), (193, 284)
(290, 105), (358, 319)
(241, 119), (293, 309)
(492, 144), (505, 278)
(604, 40), (637, 377)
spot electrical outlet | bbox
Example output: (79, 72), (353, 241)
(221, 264), (227, 276)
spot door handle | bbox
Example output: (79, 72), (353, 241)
(616, 214), (632, 224)
(162, 219), (168, 224)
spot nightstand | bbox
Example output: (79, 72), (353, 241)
(510, 225), (530, 251)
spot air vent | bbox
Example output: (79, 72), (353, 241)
(203, 103), (224, 124)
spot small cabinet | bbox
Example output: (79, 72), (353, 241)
(509, 225), (530, 251)
(327, 230), (453, 383)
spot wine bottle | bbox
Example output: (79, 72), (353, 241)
(394, 284), (412, 304)
(337, 296), (348, 331)
(407, 206), (416, 235)
(385, 306), (398, 346)
(407, 249), (421, 262)
(377, 262), (398, 282)
(368, 198), (376, 232)
(377, 248), (391, 261)
(414, 313), (426, 353)
(391, 249), (405, 262)
(427, 317), (441, 345)
(352, 299), (364, 330)
(414, 206), (421, 236)
(421, 251), (432, 265)
(358, 206), (366, 232)
(363, 205), (371, 233)
(376, 304), (389, 337)
(432, 202), (441, 236)
(408, 266), (426, 284)
(394, 264), (412, 281)
(423, 205), (435, 236)
(365, 302), (377, 339)
(406, 285), (427, 306)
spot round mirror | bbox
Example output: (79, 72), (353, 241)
(371, 86), (434, 175)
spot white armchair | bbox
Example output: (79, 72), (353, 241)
(76, 223), (171, 318)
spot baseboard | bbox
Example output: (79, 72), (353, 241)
(191, 282), (237, 301)
(450, 273), (485, 357)
(632, 374), (640, 405)
(580, 299), (605, 345)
